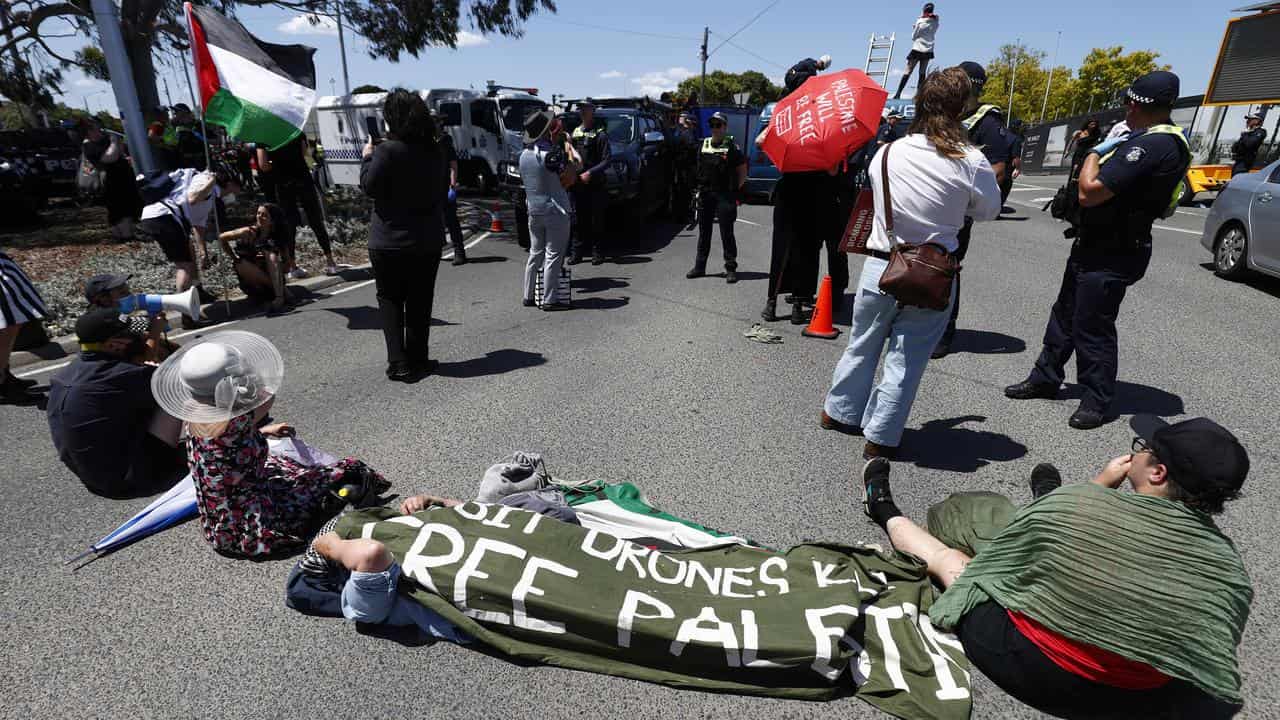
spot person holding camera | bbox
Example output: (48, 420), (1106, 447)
(360, 89), (448, 382)
(217, 203), (293, 314)
(519, 111), (577, 310)
(820, 68), (1000, 460)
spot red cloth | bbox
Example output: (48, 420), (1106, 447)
(1007, 610), (1171, 690)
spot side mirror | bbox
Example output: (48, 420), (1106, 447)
(643, 130), (665, 145)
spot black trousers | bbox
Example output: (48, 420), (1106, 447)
(1230, 159), (1252, 177)
(1000, 171), (1015, 206)
(441, 201), (465, 255)
(694, 191), (738, 271)
(1027, 243), (1151, 413)
(770, 173), (836, 299)
(369, 247), (441, 367)
(958, 601), (1237, 720)
(940, 217), (975, 345)
(276, 178), (332, 255)
(570, 182), (606, 258)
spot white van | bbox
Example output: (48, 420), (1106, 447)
(316, 85), (546, 191)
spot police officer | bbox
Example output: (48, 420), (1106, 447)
(568, 100), (612, 265)
(1001, 118), (1026, 208)
(877, 107), (906, 146)
(784, 54), (831, 94)
(434, 111), (468, 265)
(931, 61), (1010, 359)
(1230, 112), (1267, 177)
(1005, 71), (1191, 430)
(686, 112), (746, 284)
(166, 104), (207, 171)
(671, 112), (700, 225)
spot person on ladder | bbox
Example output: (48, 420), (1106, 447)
(894, 4), (940, 100)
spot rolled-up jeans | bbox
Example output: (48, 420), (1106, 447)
(340, 564), (401, 623)
(524, 209), (571, 304)
(823, 257), (954, 447)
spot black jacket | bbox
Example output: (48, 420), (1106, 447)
(360, 139), (446, 251)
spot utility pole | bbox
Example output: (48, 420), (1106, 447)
(699, 27), (709, 102)
(335, 0), (351, 96)
(1006, 39), (1019, 125)
(1039, 30), (1061, 123)
(89, 0), (154, 173)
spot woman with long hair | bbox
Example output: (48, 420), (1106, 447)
(820, 67), (1001, 459)
(218, 203), (293, 314)
(1068, 117), (1102, 174)
(360, 89), (447, 381)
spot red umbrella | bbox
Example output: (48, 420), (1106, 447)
(761, 69), (888, 173)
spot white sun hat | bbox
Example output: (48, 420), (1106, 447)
(151, 330), (283, 424)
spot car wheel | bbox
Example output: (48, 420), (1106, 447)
(1214, 224), (1249, 279)
(1178, 176), (1195, 206)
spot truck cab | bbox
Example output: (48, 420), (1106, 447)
(429, 84), (547, 193)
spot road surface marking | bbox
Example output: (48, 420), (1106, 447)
(1154, 225), (1201, 236)
(736, 218), (763, 227)
(1032, 196), (1055, 203)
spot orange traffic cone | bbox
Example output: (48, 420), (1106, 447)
(803, 275), (841, 339)
(489, 202), (505, 233)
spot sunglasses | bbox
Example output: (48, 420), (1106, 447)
(1131, 436), (1159, 461)
(709, 121), (725, 128)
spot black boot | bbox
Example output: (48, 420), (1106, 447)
(761, 298), (778, 322)
(1029, 463), (1062, 499)
(725, 269), (738, 284)
(789, 302), (808, 325)
(686, 266), (706, 279)
(0, 375), (38, 405)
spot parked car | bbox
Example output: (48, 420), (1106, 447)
(1200, 158), (1280, 279)
(745, 102), (780, 201)
(562, 100), (671, 222)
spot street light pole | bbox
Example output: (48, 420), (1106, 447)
(1039, 30), (1061, 124)
(1006, 39), (1019, 124)
(89, 0), (154, 173)
(699, 27), (709, 102)
(335, 0), (351, 96)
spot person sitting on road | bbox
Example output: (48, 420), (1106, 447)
(46, 308), (186, 498)
(820, 67), (1000, 460)
(784, 54), (832, 93)
(84, 273), (179, 362)
(151, 331), (389, 557)
(217, 203), (293, 314)
(860, 416), (1252, 719)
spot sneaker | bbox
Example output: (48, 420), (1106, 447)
(591, 253), (605, 266)
(541, 302), (572, 312)
(289, 267), (310, 280)
(1003, 380), (1059, 400)
(1068, 407), (1107, 430)
(686, 267), (706, 279)
(725, 269), (739, 284)
(522, 298), (536, 307)
(820, 410), (863, 436)
(1029, 463), (1062, 499)
(861, 457), (895, 522)
(299, 514), (343, 577)
(385, 362), (415, 383)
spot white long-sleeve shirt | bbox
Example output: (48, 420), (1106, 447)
(911, 15), (939, 53)
(864, 133), (1001, 254)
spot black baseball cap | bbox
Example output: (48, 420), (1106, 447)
(1131, 415), (1249, 498)
(83, 273), (131, 302)
(1125, 70), (1180, 107)
(959, 61), (986, 90)
(75, 308), (134, 344)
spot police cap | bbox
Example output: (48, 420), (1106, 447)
(709, 112), (728, 125)
(1125, 70), (1179, 108)
(75, 308), (133, 344)
(959, 62), (986, 90)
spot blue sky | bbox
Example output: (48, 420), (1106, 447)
(55, 0), (1243, 116)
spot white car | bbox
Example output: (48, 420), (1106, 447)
(1200, 158), (1280, 279)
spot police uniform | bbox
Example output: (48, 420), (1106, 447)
(689, 131), (746, 280)
(1001, 126), (1025, 205)
(438, 132), (467, 263)
(1230, 119), (1267, 177)
(569, 106), (612, 265)
(1009, 71), (1191, 429)
(934, 62), (1012, 357)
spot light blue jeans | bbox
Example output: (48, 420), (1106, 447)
(524, 210), (571, 304)
(823, 257), (954, 447)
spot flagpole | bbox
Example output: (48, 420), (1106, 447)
(183, 3), (231, 320)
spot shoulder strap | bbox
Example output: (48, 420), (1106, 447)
(880, 143), (894, 240)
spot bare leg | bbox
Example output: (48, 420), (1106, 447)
(174, 261), (197, 292)
(313, 534), (393, 573)
(233, 258), (273, 300)
(0, 324), (20, 375)
(266, 252), (286, 306)
(885, 516), (972, 588)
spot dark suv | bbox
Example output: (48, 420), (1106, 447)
(562, 99), (671, 223)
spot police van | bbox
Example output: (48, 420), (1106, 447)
(315, 83), (546, 191)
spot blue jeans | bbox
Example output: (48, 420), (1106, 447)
(340, 562), (470, 643)
(823, 257), (954, 447)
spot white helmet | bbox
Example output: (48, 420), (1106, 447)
(818, 54), (832, 69)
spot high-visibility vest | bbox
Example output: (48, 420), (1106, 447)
(1099, 124), (1190, 219)
(961, 104), (1001, 132)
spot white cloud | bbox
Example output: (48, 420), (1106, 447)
(277, 14), (338, 36)
(630, 67), (694, 97)
(74, 76), (106, 88)
(455, 30), (489, 47)
(889, 68), (905, 77)
(599, 70), (624, 79)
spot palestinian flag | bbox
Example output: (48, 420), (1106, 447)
(185, 3), (316, 150)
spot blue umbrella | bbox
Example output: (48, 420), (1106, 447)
(64, 476), (198, 564)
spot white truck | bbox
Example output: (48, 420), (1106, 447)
(315, 83), (547, 191)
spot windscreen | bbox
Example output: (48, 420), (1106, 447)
(603, 114), (634, 143)
(499, 100), (547, 133)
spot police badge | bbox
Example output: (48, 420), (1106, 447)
(1125, 146), (1146, 163)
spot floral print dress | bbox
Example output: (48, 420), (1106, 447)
(187, 413), (379, 557)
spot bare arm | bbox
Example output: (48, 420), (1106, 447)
(1077, 153), (1115, 207)
(256, 147), (272, 173)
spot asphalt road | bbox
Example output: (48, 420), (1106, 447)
(3, 180), (1277, 720)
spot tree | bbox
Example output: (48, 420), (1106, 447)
(1058, 47), (1168, 117)
(350, 83), (386, 94)
(0, 0), (556, 127)
(979, 42), (1077, 124)
(675, 70), (782, 106)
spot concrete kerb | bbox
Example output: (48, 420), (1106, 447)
(10, 201), (501, 371)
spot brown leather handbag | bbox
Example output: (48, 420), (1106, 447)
(875, 143), (959, 311)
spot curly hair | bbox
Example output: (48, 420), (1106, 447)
(907, 67), (972, 159)
(382, 88), (435, 146)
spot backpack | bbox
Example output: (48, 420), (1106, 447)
(138, 169), (177, 205)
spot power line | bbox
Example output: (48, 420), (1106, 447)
(715, 36), (786, 70)
(708, 0), (781, 57)
(550, 19), (697, 42)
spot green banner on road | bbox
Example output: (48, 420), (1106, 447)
(338, 504), (972, 719)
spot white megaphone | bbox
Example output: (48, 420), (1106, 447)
(118, 288), (202, 320)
